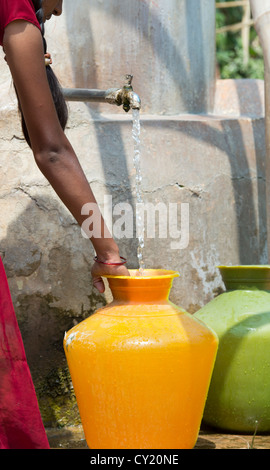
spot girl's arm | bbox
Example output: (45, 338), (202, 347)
(3, 20), (129, 292)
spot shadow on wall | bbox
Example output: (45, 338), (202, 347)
(141, 116), (267, 264)
(64, 1), (136, 255)
(234, 80), (267, 263)
(0, 195), (105, 427)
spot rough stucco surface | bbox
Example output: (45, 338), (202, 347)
(0, 1), (268, 426)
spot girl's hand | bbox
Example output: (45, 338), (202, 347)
(44, 52), (52, 66)
(91, 259), (130, 293)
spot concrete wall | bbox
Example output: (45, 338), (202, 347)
(45, 0), (216, 114)
(0, 0), (267, 426)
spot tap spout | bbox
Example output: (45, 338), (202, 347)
(62, 75), (141, 112)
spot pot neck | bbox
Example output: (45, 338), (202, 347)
(105, 270), (179, 302)
(219, 265), (270, 291)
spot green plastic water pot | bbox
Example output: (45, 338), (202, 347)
(195, 265), (270, 433)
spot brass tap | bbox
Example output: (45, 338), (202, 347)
(105, 75), (141, 112)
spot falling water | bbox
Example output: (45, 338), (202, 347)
(132, 109), (145, 275)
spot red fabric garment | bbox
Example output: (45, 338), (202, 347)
(0, 257), (49, 449)
(0, 0), (41, 46)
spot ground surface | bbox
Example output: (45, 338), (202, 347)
(46, 425), (270, 449)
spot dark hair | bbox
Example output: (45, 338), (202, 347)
(16, 0), (68, 148)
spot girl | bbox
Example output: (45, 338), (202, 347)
(0, 0), (129, 448)
(1, 0), (129, 291)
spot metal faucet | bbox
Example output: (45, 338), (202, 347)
(62, 74), (141, 112)
(104, 75), (141, 112)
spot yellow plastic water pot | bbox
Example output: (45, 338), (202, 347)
(64, 269), (218, 449)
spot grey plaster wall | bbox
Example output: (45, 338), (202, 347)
(46, 0), (216, 115)
(0, 1), (267, 426)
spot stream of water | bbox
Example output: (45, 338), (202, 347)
(132, 109), (145, 275)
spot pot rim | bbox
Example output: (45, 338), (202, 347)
(103, 268), (180, 280)
(217, 265), (270, 287)
(218, 265), (270, 269)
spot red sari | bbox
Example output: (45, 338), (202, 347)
(0, 258), (49, 449)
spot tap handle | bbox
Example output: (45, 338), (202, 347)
(124, 74), (133, 87)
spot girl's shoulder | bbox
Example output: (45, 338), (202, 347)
(0, 0), (41, 46)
